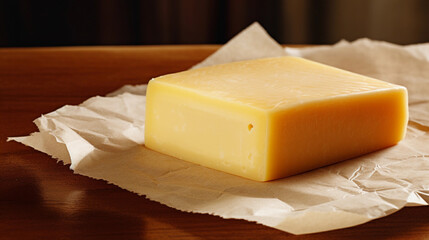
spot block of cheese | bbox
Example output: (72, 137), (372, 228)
(144, 56), (408, 181)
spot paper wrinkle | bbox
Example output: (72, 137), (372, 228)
(192, 22), (285, 69)
(406, 190), (429, 206)
(9, 23), (429, 234)
(106, 84), (147, 97)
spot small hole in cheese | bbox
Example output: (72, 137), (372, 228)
(248, 124), (253, 131)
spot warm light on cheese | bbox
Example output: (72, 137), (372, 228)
(144, 56), (408, 181)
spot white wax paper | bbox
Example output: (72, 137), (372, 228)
(9, 22), (429, 234)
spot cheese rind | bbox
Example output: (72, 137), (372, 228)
(144, 56), (408, 181)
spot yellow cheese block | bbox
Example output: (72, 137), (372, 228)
(144, 56), (408, 181)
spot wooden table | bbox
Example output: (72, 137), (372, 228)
(1, 46), (429, 240)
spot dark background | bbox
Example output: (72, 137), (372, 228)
(1, 0), (428, 47)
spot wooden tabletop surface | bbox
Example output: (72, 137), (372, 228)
(1, 45), (429, 240)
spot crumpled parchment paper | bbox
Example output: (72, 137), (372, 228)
(9, 22), (429, 235)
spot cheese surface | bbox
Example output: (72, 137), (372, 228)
(145, 56), (408, 181)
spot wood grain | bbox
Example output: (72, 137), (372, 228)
(1, 46), (429, 240)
